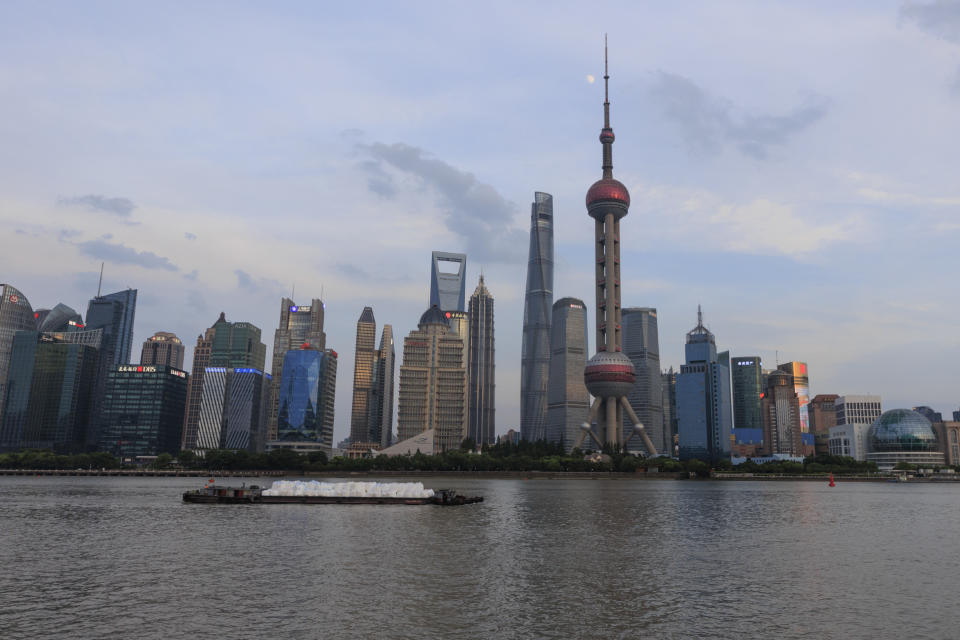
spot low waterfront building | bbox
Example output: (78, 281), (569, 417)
(866, 409), (945, 470)
(98, 364), (189, 459)
(828, 423), (871, 461)
(932, 421), (960, 466)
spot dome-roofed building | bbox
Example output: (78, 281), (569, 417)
(419, 304), (450, 327)
(866, 408), (945, 470)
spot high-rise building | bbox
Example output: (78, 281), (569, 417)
(661, 367), (678, 455)
(467, 275), (495, 445)
(37, 303), (83, 333)
(84, 288), (138, 449)
(430, 251), (467, 312)
(140, 331), (185, 369)
(573, 44), (657, 455)
(0, 284), (36, 423)
(368, 326), (395, 448)
(273, 346), (337, 454)
(622, 308), (664, 453)
(267, 298), (326, 440)
(676, 307), (733, 462)
(912, 406), (943, 423)
(397, 305), (466, 453)
(808, 394), (839, 455)
(545, 298), (589, 451)
(776, 362), (810, 432)
(761, 370), (803, 456)
(98, 364), (189, 459)
(182, 312), (266, 450)
(953, 409), (960, 422)
(520, 192), (554, 443)
(350, 307), (378, 446)
(731, 357), (763, 430)
(86, 289), (137, 367)
(836, 395), (882, 426)
(0, 331), (99, 452)
(197, 367), (270, 452)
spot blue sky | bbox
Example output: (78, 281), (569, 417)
(2, 1), (959, 440)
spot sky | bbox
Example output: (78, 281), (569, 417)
(1, 1), (959, 441)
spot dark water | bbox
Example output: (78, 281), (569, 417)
(1, 476), (958, 639)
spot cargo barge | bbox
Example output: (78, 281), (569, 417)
(182, 485), (483, 506)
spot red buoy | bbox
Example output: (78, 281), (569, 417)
(828, 473), (836, 488)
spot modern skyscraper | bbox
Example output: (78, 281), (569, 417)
(84, 288), (137, 449)
(85, 289), (137, 367)
(397, 305), (466, 453)
(777, 361), (810, 432)
(573, 44), (657, 455)
(37, 303), (83, 333)
(0, 284), (36, 423)
(430, 251), (467, 312)
(140, 331), (185, 369)
(520, 192), (554, 443)
(267, 298), (326, 440)
(676, 307), (733, 462)
(545, 298), (589, 451)
(761, 370), (803, 456)
(622, 307), (665, 453)
(467, 275), (495, 445)
(182, 312), (266, 450)
(0, 330), (99, 452)
(836, 395), (882, 426)
(369, 325), (395, 448)
(661, 367), (678, 455)
(98, 364), (189, 459)
(912, 406), (943, 423)
(197, 367), (270, 452)
(808, 393), (839, 455)
(350, 306), (378, 446)
(274, 346), (337, 454)
(731, 357), (763, 430)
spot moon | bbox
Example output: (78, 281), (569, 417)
(586, 74), (595, 84)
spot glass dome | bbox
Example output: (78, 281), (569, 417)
(869, 409), (939, 452)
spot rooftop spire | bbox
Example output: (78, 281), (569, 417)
(600, 34), (615, 179)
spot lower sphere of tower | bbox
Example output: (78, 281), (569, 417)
(584, 351), (636, 398)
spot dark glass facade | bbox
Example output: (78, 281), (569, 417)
(268, 298), (326, 441)
(84, 288), (137, 448)
(0, 331), (98, 452)
(623, 308), (664, 453)
(520, 192), (553, 442)
(277, 348), (337, 448)
(467, 276), (495, 445)
(731, 356), (763, 430)
(99, 365), (189, 458)
(0, 284), (36, 423)
(545, 298), (588, 451)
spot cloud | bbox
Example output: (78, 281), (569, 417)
(649, 72), (828, 159)
(76, 238), (178, 271)
(183, 269), (199, 281)
(58, 194), (136, 217)
(234, 269), (282, 294)
(359, 142), (525, 262)
(901, 1), (960, 44)
(235, 269), (255, 289)
(357, 160), (396, 198)
(184, 232), (197, 240)
(58, 229), (82, 240)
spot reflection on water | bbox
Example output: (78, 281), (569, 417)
(0, 476), (957, 639)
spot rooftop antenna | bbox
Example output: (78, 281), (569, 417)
(96, 262), (104, 298)
(291, 282), (295, 301)
(776, 350), (779, 366)
(320, 283), (324, 302)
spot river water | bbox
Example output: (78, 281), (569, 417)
(0, 475), (957, 639)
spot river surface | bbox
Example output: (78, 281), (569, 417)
(0, 475), (957, 639)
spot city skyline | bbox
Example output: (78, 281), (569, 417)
(2, 3), (959, 443)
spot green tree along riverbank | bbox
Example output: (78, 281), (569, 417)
(1, 443), (921, 476)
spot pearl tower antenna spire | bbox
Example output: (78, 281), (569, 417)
(574, 38), (657, 456)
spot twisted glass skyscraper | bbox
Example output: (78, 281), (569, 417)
(520, 192), (554, 442)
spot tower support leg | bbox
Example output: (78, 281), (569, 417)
(620, 396), (658, 457)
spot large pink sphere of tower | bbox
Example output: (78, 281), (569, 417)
(584, 351), (635, 398)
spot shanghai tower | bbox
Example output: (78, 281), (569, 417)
(520, 192), (554, 442)
(573, 40), (657, 455)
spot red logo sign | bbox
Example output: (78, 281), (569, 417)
(8, 295), (19, 304)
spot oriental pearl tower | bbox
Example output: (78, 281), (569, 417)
(574, 39), (657, 456)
